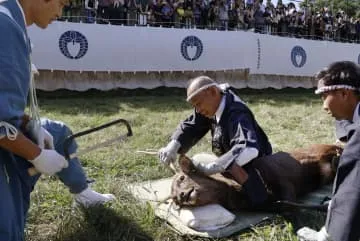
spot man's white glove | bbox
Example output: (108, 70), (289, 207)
(29, 149), (69, 175)
(37, 127), (54, 149)
(158, 140), (181, 165)
(297, 226), (331, 241)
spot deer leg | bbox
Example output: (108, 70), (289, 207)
(228, 162), (249, 184)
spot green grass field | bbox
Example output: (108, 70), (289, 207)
(25, 88), (334, 241)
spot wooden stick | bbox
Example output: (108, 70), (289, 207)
(136, 150), (177, 173)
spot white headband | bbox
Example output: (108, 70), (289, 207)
(186, 83), (219, 101)
(315, 84), (358, 94)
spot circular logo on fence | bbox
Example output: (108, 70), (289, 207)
(59, 31), (88, 59)
(181, 36), (203, 61)
(291, 46), (307, 68)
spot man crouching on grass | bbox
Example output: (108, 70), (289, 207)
(158, 76), (273, 208)
(297, 61), (360, 241)
(0, 0), (115, 240)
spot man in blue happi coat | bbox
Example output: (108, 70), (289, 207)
(158, 75), (273, 207)
(297, 61), (360, 241)
(0, 0), (115, 240)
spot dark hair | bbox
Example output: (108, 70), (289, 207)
(315, 61), (360, 94)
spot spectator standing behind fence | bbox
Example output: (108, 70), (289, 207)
(337, 12), (348, 41)
(193, 1), (202, 28)
(137, 0), (150, 25)
(152, 0), (163, 26)
(84, 0), (98, 23)
(323, 7), (333, 40)
(243, 4), (253, 29)
(276, 5), (287, 36)
(253, 0), (265, 33)
(227, 1), (238, 29)
(71, 0), (83, 22)
(61, 1), (71, 20)
(356, 19), (360, 42)
(218, 0), (228, 30)
(60, 0), (82, 22)
(97, 0), (112, 23)
(161, 0), (173, 27)
(109, 0), (127, 25)
(235, 1), (245, 29)
(207, 1), (217, 29)
(183, 0), (193, 28)
(349, 17), (357, 42)
(287, 8), (296, 36)
(174, 0), (185, 27)
(199, 0), (209, 29)
(127, 0), (137, 25)
(263, 6), (272, 34)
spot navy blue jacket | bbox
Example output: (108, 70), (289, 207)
(171, 88), (272, 167)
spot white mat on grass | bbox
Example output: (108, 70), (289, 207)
(128, 177), (332, 238)
(128, 177), (272, 238)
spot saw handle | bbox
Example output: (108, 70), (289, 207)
(28, 118), (133, 176)
(63, 118), (132, 160)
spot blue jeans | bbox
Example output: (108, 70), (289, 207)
(0, 118), (87, 241)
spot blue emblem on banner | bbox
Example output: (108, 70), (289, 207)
(181, 36), (203, 61)
(59, 31), (88, 59)
(291, 46), (306, 68)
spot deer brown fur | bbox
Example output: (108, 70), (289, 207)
(170, 144), (342, 211)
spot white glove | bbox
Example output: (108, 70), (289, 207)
(37, 127), (54, 149)
(297, 226), (331, 241)
(158, 140), (181, 165)
(29, 149), (69, 175)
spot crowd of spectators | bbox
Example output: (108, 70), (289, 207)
(60, 0), (360, 43)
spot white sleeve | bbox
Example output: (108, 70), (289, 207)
(234, 147), (258, 166)
(193, 147), (259, 175)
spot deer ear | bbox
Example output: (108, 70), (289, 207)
(179, 154), (197, 174)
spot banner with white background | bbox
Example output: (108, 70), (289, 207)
(28, 22), (360, 76)
(254, 34), (360, 76)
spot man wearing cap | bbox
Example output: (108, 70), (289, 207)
(297, 61), (360, 241)
(158, 75), (273, 207)
(0, 0), (115, 240)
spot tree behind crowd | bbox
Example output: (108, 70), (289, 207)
(301, 0), (360, 18)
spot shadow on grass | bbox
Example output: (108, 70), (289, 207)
(53, 205), (154, 241)
(222, 210), (327, 240)
(282, 209), (326, 232)
(37, 88), (189, 116)
(36, 87), (320, 116)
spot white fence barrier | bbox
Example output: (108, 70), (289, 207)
(28, 22), (360, 77)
